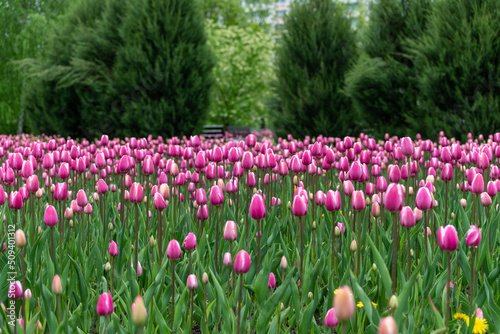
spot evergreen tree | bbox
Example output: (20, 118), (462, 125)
(21, 0), (213, 138)
(344, 0), (431, 138)
(272, 0), (358, 139)
(408, 0), (500, 140)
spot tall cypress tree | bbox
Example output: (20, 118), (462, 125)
(272, 0), (357, 139)
(21, 0), (213, 138)
(408, 0), (500, 140)
(344, 0), (431, 138)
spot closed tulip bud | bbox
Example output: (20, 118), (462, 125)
(471, 173), (484, 194)
(400, 206), (415, 228)
(187, 274), (198, 290)
(409, 186), (414, 195)
(166, 240), (182, 260)
(209, 186), (224, 206)
(64, 208), (73, 220)
(35, 188), (43, 198)
(15, 229), (26, 248)
(460, 198), (467, 208)
(466, 225), (481, 247)
(389, 295), (398, 310)
(266, 272), (276, 290)
(108, 222), (114, 230)
(324, 308), (339, 328)
(52, 275), (62, 295)
(415, 187), (433, 211)
(84, 203), (92, 214)
(287, 201), (292, 209)
(129, 183), (144, 203)
(8, 191), (23, 210)
(292, 194), (308, 217)
(97, 292), (114, 316)
(378, 316), (398, 334)
(480, 192), (492, 206)
(438, 225), (459, 251)
(234, 250), (251, 274)
(149, 236), (156, 247)
(223, 252), (232, 267)
(384, 183), (404, 212)
(223, 220), (238, 241)
(280, 256), (288, 269)
(250, 194), (266, 220)
(130, 260), (143, 277)
(350, 239), (357, 252)
(333, 286), (355, 321)
(308, 292), (313, 300)
(183, 232), (197, 251)
(372, 263), (377, 271)
(9, 281), (23, 299)
(352, 190), (366, 211)
(202, 272), (209, 284)
(132, 295), (147, 326)
(44, 205), (58, 226)
(24, 289), (32, 300)
(105, 262), (111, 272)
(372, 202), (381, 217)
(108, 240), (119, 257)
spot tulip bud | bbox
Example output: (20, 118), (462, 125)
(308, 292), (313, 300)
(96, 292), (114, 316)
(108, 222), (114, 230)
(333, 286), (355, 321)
(378, 316), (398, 334)
(389, 295), (398, 310)
(149, 236), (156, 247)
(312, 221), (316, 230)
(187, 274), (198, 290)
(334, 226), (341, 236)
(132, 295), (147, 326)
(166, 240), (182, 260)
(372, 263), (377, 271)
(52, 275), (62, 295)
(350, 239), (357, 252)
(202, 272), (209, 284)
(268, 273), (276, 290)
(280, 256), (288, 269)
(324, 308), (339, 328)
(437, 225), (459, 251)
(223, 252), (232, 267)
(15, 230), (26, 248)
(105, 262), (111, 272)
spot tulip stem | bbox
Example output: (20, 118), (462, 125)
(158, 210), (163, 266)
(215, 206), (220, 273)
(237, 274), (243, 334)
(190, 288), (194, 330)
(57, 295), (62, 323)
(391, 212), (398, 293)
(231, 242), (235, 295)
(51, 226), (54, 263)
(357, 211), (361, 277)
(341, 321), (347, 334)
(171, 260), (176, 333)
(135, 204), (139, 280)
(446, 252), (451, 328)
(331, 216), (335, 272)
(22, 247), (26, 330)
(424, 211), (429, 256)
(257, 219), (261, 274)
(444, 181), (449, 226)
(111, 257), (115, 296)
(469, 248), (475, 317)
(300, 217), (304, 296)
(407, 227), (411, 280)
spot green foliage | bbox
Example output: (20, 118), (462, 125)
(272, 0), (358, 139)
(407, 0), (500, 140)
(20, 0), (214, 138)
(207, 21), (274, 129)
(0, 0), (67, 134)
(344, 0), (431, 139)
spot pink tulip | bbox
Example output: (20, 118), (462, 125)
(8, 191), (23, 210)
(268, 272), (276, 289)
(292, 194), (308, 217)
(383, 183), (404, 212)
(223, 221), (238, 241)
(466, 225), (481, 248)
(26, 175), (39, 193)
(84, 203), (93, 214)
(209, 186), (224, 206)
(166, 240), (182, 260)
(315, 191), (326, 206)
(53, 183), (68, 201)
(400, 206), (415, 228)
(223, 252), (232, 267)
(187, 274), (198, 289)
(129, 182), (144, 203)
(96, 292), (114, 316)
(97, 179), (108, 194)
(438, 225), (459, 251)
(324, 308), (339, 328)
(250, 194), (266, 220)
(471, 173), (484, 194)
(480, 192), (492, 206)
(76, 190), (88, 207)
(234, 250), (251, 274)
(351, 190), (366, 211)
(183, 233), (197, 251)
(44, 205), (58, 227)
(8, 281), (23, 299)
(108, 241), (119, 257)
(441, 163), (453, 181)
(415, 187), (433, 211)
(400, 137), (414, 157)
(333, 286), (355, 321)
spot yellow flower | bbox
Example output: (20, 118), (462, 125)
(322, 214), (325, 218)
(356, 302), (377, 308)
(334, 289), (338, 295)
(454, 313), (488, 334)
(340, 211), (343, 214)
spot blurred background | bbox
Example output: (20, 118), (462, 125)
(1, 0), (499, 141)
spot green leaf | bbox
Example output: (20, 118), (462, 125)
(394, 259), (424, 328)
(366, 234), (392, 299)
(255, 270), (268, 309)
(350, 270), (381, 327)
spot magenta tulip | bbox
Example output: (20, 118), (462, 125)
(466, 225), (481, 247)
(383, 183), (404, 212)
(166, 240), (182, 260)
(183, 233), (197, 251)
(250, 194), (266, 220)
(44, 205), (58, 227)
(438, 225), (459, 252)
(400, 206), (415, 228)
(97, 292), (114, 316)
(223, 221), (238, 241)
(234, 250), (251, 274)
